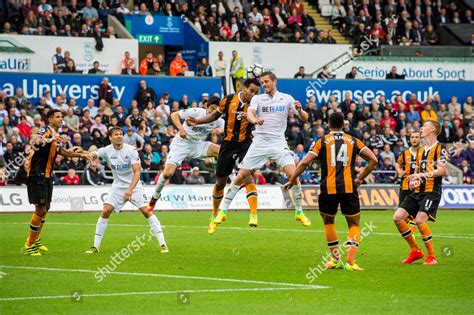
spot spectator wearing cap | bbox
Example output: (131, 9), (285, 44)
(139, 51), (157, 75)
(186, 166), (205, 185)
(169, 52), (189, 76)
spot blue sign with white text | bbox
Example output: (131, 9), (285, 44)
(0, 73), (221, 107)
(277, 79), (474, 105)
(125, 15), (184, 46)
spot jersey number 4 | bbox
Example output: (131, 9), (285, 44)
(330, 144), (348, 166)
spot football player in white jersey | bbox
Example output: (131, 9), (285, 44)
(214, 71), (312, 227)
(85, 127), (168, 254)
(147, 101), (225, 211)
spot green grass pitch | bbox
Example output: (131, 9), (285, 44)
(0, 210), (473, 314)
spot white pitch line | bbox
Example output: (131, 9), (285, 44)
(0, 286), (320, 302)
(1, 222), (473, 239)
(0, 265), (327, 289)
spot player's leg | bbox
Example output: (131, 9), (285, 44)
(282, 162), (311, 227)
(209, 176), (227, 233)
(86, 203), (114, 253)
(319, 193), (342, 269)
(341, 193), (363, 271)
(243, 174), (258, 227)
(400, 190), (417, 234)
(393, 194), (424, 264)
(214, 168), (253, 224)
(24, 177), (52, 256)
(416, 193), (440, 265)
(148, 163), (178, 211)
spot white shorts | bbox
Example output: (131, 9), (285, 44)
(239, 137), (295, 170)
(167, 137), (212, 166)
(104, 186), (147, 212)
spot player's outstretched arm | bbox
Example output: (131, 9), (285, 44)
(186, 111), (222, 126)
(356, 147), (378, 186)
(58, 147), (94, 163)
(284, 152), (317, 190)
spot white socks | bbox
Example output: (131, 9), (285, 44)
(94, 217), (108, 249)
(291, 182), (303, 213)
(219, 183), (240, 211)
(148, 215), (166, 246)
(152, 174), (167, 199)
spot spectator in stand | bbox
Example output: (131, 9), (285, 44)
(197, 57), (212, 77)
(406, 93), (424, 113)
(139, 51), (157, 75)
(345, 66), (357, 79)
(448, 96), (462, 116)
(185, 166), (205, 185)
(81, 0), (98, 22)
(294, 66), (307, 79)
(61, 168), (80, 185)
(169, 52), (189, 76)
(376, 157), (396, 183)
(121, 51), (136, 72)
(438, 115), (456, 143)
(331, 0), (346, 32)
(88, 61), (104, 74)
(463, 96), (473, 119)
(52, 46), (65, 73)
(90, 116), (107, 136)
(385, 66), (405, 79)
(421, 104), (438, 123)
(134, 80), (157, 109)
(98, 77), (113, 105)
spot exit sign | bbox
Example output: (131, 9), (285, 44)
(137, 34), (163, 44)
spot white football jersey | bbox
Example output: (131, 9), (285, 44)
(178, 108), (225, 142)
(249, 90), (299, 140)
(96, 143), (142, 189)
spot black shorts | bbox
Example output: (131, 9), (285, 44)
(399, 191), (441, 222)
(215, 141), (251, 178)
(27, 176), (53, 208)
(318, 192), (361, 217)
(399, 189), (410, 206)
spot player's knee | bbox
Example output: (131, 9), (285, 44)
(215, 180), (226, 190)
(162, 170), (174, 179)
(35, 205), (47, 217)
(393, 209), (406, 222)
(415, 216), (427, 226)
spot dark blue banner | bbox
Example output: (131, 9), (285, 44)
(439, 185), (474, 209)
(125, 15), (184, 46)
(277, 79), (474, 105)
(0, 73), (221, 107)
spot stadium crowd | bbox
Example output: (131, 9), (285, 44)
(2, 0), (473, 46)
(0, 79), (473, 187)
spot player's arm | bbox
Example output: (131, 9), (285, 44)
(171, 111), (187, 139)
(355, 144), (378, 187)
(284, 152), (317, 189)
(186, 110), (222, 126)
(246, 108), (264, 125)
(395, 153), (405, 177)
(411, 146), (448, 181)
(58, 146), (93, 163)
(124, 162), (141, 202)
(294, 100), (309, 122)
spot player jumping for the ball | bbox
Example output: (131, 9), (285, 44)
(213, 71), (312, 227)
(393, 120), (448, 265)
(186, 79), (261, 233)
(147, 101), (224, 211)
(85, 127), (168, 254)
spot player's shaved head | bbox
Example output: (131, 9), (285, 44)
(329, 112), (344, 130)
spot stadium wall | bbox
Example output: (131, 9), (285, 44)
(0, 35), (138, 74)
(2, 73), (473, 107)
(1, 185), (472, 212)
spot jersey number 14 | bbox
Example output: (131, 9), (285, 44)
(330, 144), (348, 166)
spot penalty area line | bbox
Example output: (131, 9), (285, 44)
(0, 286), (323, 302)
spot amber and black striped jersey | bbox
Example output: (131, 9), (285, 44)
(310, 132), (367, 195)
(397, 148), (418, 191)
(27, 126), (60, 179)
(414, 142), (448, 194)
(218, 93), (253, 143)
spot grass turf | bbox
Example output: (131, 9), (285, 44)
(0, 210), (473, 314)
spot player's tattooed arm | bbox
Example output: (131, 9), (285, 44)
(186, 110), (222, 126)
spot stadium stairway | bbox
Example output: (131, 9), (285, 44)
(302, 1), (350, 44)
